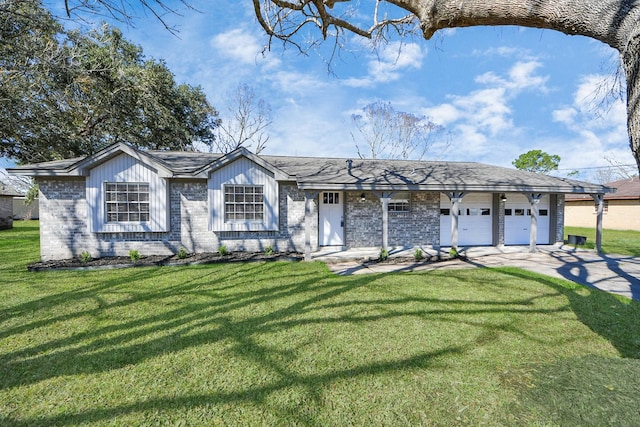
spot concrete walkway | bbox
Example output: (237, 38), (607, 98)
(312, 245), (640, 301)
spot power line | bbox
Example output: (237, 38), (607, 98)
(556, 164), (637, 172)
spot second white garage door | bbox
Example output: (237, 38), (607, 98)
(440, 193), (493, 246)
(504, 194), (550, 245)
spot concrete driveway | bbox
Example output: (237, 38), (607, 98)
(314, 246), (640, 301)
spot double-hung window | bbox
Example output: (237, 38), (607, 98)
(388, 191), (410, 212)
(224, 185), (264, 222)
(105, 182), (150, 222)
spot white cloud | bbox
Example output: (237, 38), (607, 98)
(552, 107), (577, 127)
(475, 61), (547, 92)
(449, 87), (513, 135)
(547, 73), (633, 175)
(423, 104), (460, 126)
(472, 46), (521, 57)
(426, 62), (534, 138)
(343, 41), (425, 87)
(420, 60), (552, 164)
(553, 73), (627, 143)
(508, 61), (548, 91)
(270, 70), (331, 96)
(211, 28), (264, 64)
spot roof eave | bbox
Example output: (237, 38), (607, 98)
(6, 168), (83, 177)
(296, 182), (615, 193)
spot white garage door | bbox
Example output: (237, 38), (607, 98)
(504, 194), (550, 245)
(440, 193), (493, 246)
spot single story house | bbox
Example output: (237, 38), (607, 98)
(565, 176), (640, 231)
(8, 142), (614, 261)
(0, 182), (22, 230)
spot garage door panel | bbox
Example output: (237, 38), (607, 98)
(440, 193), (493, 246)
(504, 194), (550, 245)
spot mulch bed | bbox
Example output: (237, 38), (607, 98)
(28, 251), (304, 271)
(28, 251), (465, 271)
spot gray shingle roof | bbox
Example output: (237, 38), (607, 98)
(8, 145), (614, 195)
(7, 157), (83, 174)
(259, 155), (613, 193)
(566, 176), (639, 200)
(0, 182), (22, 197)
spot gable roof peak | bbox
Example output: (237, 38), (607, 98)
(65, 142), (174, 177)
(191, 147), (292, 180)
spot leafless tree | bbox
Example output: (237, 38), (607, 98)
(215, 83), (272, 154)
(351, 101), (445, 160)
(251, 0), (640, 175)
(61, 0), (193, 34)
(589, 155), (637, 183)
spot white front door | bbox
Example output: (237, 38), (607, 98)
(319, 191), (344, 246)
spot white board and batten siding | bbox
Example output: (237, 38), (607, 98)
(209, 157), (279, 232)
(86, 153), (169, 232)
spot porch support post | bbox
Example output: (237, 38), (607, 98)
(526, 193), (543, 253)
(304, 191), (318, 261)
(447, 192), (465, 250)
(376, 191), (392, 250)
(592, 193), (605, 253)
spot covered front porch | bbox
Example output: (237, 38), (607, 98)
(301, 189), (609, 261)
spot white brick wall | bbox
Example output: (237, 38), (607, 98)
(37, 179), (312, 260)
(36, 178), (568, 260)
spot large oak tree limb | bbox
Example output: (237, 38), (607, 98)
(255, 0), (640, 172)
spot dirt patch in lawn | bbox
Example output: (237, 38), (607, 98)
(28, 251), (304, 271)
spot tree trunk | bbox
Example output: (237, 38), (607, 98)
(394, 0), (640, 172)
(623, 34), (640, 172)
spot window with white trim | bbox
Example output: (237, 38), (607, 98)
(105, 182), (150, 222)
(224, 185), (264, 221)
(323, 192), (340, 204)
(388, 191), (410, 212)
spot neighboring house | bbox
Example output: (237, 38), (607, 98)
(0, 182), (22, 230)
(0, 169), (38, 220)
(565, 176), (640, 231)
(8, 142), (613, 261)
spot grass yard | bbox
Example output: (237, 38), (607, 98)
(1, 221), (640, 426)
(565, 226), (640, 257)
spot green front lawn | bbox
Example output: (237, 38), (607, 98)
(565, 226), (640, 257)
(1, 221), (639, 426)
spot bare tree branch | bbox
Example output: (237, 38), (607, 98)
(253, 0), (640, 174)
(351, 101), (447, 160)
(62, 0), (195, 35)
(215, 84), (272, 154)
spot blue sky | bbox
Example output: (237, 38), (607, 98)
(12, 0), (635, 180)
